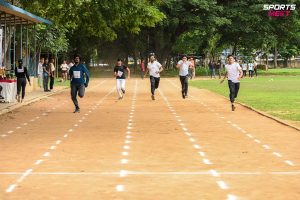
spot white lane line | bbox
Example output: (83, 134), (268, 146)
(209, 170), (220, 177)
(68, 129), (73, 132)
(50, 145), (56, 150)
(189, 138), (196, 142)
(227, 121), (232, 124)
(262, 145), (271, 150)
(184, 132), (192, 136)
(34, 159), (43, 165)
(74, 124), (78, 127)
(273, 152), (282, 157)
(122, 152), (129, 156)
(199, 152), (206, 157)
(23, 123), (28, 126)
(7, 130), (14, 134)
(220, 116), (225, 119)
(216, 180), (229, 190)
(56, 140), (61, 145)
(203, 158), (212, 165)
(232, 124), (237, 127)
(116, 185), (125, 192)
(64, 134), (68, 138)
(180, 123), (185, 126)
(241, 130), (247, 133)
(17, 169), (33, 183)
(227, 194), (238, 200)
(1, 134), (7, 137)
(126, 131), (132, 134)
(43, 152), (50, 157)
(126, 135), (132, 139)
(6, 184), (17, 193)
(125, 140), (131, 144)
(119, 170), (128, 177)
(246, 134), (253, 138)
(182, 127), (188, 131)
(16, 127), (21, 129)
(121, 159), (128, 164)
(285, 160), (295, 166)
(193, 144), (201, 149)
(123, 145), (130, 150)
(254, 139), (261, 144)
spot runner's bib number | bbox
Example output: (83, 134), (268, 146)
(73, 71), (81, 78)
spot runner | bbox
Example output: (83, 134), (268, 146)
(114, 58), (130, 100)
(69, 54), (90, 113)
(145, 53), (163, 100)
(220, 55), (243, 111)
(15, 59), (31, 103)
(176, 55), (194, 99)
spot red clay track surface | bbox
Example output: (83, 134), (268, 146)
(0, 78), (299, 200)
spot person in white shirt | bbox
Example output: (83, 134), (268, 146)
(60, 60), (69, 82)
(248, 62), (254, 78)
(220, 55), (243, 111)
(176, 55), (194, 99)
(37, 58), (44, 88)
(145, 54), (163, 100)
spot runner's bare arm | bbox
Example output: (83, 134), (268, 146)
(238, 68), (243, 80)
(220, 71), (228, 84)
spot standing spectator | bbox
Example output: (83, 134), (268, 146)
(176, 55), (193, 99)
(241, 61), (247, 77)
(49, 58), (55, 91)
(140, 58), (145, 79)
(69, 54), (90, 113)
(37, 58), (44, 89)
(145, 54), (163, 100)
(114, 58), (130, 100)
(215, 60), (222, 79)
(209, 60), (215, 78)
(60, 60), (69, 82)
(15, 59), (31, 103)
(220, 55), (243, 111)
(248, 61), (254, 78)
(43, 58), (50, 92)
(253, 60), (258, 77)
(188, 57), (195, 79)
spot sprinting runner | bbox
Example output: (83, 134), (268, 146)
(145, 54), (163, 100)
(114, 58), (130, 100)
(220, 55), (243, 111)
(176, 55), (194, 99)
(69, 54), (90, 113)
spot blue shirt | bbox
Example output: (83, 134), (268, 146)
(69, 63), (90, 86)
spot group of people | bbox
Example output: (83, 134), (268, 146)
(37, 58), (56, 92)
(241, 60), (258, 78)
(208, 60), (222, 79)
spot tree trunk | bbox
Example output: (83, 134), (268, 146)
(274, 46), (278, 68)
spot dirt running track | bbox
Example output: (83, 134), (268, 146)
(0, 78), (299, 200)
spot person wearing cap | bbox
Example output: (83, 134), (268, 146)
(15, 59), (31, 103)
(176, 55), (194, 99)
(69, 54), (90, 113)
(145, 54), (163, 100)
(114, 58), (130, 100)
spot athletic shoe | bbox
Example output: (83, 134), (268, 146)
(118, 96), (123, 100)
(17, 95), (21, 102)
(73, 108), (80, 113)
(182, 93), (185, 99)
(151, 95), (155, 100)
(231, 104), (236, 111)
(121, 89), (125, 94)
(0, 95), (4, 99)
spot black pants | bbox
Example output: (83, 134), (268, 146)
(43, 74), (49, 91)
(179, 75), (188, 96)
(71, 84), (85, 109)
(17, 78), (27, 99)
(150, 76), (160, 95)
(249, 70), (253, 77)
(228, 80), (240, 103)
(243, 70), (247, 77)
(50, 76), (54, 90)
(254, 68), (257, 77)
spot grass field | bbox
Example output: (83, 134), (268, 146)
(190, 76), (300, 122)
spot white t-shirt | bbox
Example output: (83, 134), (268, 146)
(38, 62), (43, 75)
(242, 63), (247, 70)
(177, 60), (191, 76)
(61, 63), (69, 71)
(147, 61), (162, 78)
(225, 62), (242, 83)
(248, 63), (254, 70)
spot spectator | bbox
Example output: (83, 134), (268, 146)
(15, 59), (31, 102)
(140, 58), (145, 79)
(215, 60), (222, 79)
(209, 60), (215, 78)
(60, 60), (69, 82)
(241, 61), (247, 77)
(43, 58), (50, 92)
(248, 61), (254, 78)
(37, 58), (44, 89)
(49, 58), (55, 91)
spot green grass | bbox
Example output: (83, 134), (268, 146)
(189, 76), (300, 122)
(258, 68), (300, 76)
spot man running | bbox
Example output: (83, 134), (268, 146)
(114, 58), (130, 100)
(220, 55), (243, 111)
(176, 55), (194, 99)
(145, 54), (163, 100)
(69, 54), (90, 113)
